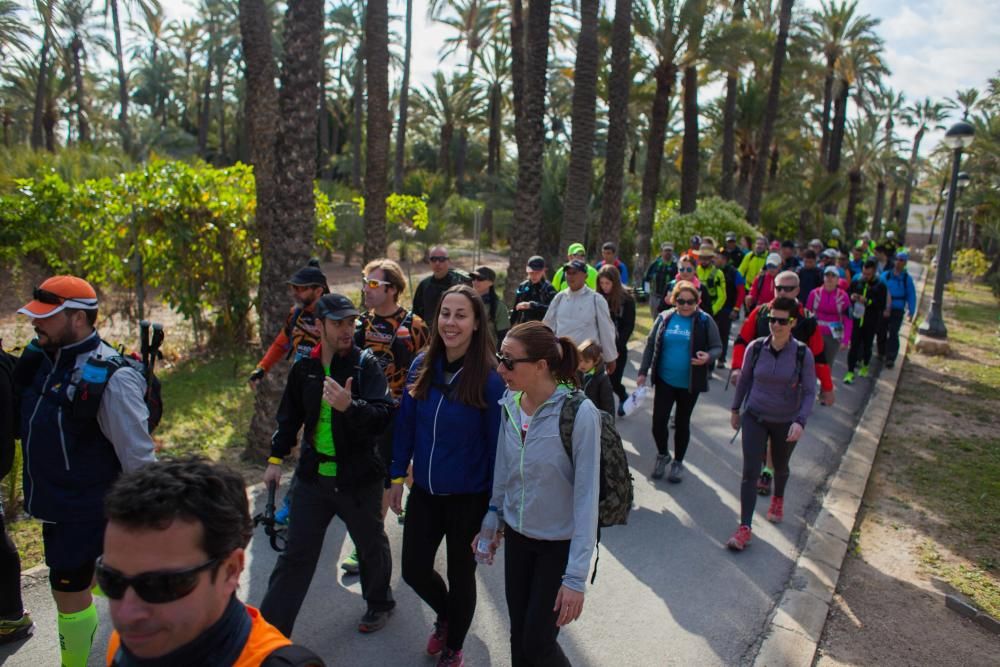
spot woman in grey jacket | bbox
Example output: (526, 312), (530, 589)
(478, 321), (601, 667)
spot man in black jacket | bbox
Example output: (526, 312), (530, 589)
(845, 260), (889, 384)
(511, 255), (557, 325)
(259, 294), (396, 636)
(412, 246), (471, 321)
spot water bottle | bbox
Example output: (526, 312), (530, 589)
(475, 506), (500, 564)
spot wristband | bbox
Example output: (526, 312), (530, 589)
(390, 477), (405, 485)
(267, 456), (283, 465)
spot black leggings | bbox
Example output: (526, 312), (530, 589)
(848, 321), (878, 371)
(740, 413), (797, 527)
(652, 379), (700, 462)
(401, 485), (489, 652)
(0, 509), (23, 618)
(715, 312), (734, 363)
(610, 343), (628, 404)
(504, 528), (572, 667)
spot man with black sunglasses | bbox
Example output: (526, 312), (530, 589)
(13, 275), (156, 667)
(412, 246), (472, 321)
(101, 457), (324, 666)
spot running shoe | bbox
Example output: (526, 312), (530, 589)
(427, 619), (448, 656)
(757, 469), (772, 496)
(858, 364), (869, 378)
(437, 648), (464, 667)
(274, 504), (290, 526)
(341, 549), (360, 575)
(767, 496), (784, 523)
(358, 608), (392, 633)
(667, 461), (684, 483)
(886, 360), (895, 369)
(843, 371), (855, 385)
(617, 401), (626, 417)
(726, 525), (752, 551)
(651, 453), (672, 479)
(0, 612), (33, 645)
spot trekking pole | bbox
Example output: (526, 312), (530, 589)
(139, 320), (151, 367)
(253, 481), (287, 552)
(148, 324), (164, 388)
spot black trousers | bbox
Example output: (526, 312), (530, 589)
(847, 319), (879, 371)
(504, 528), (572, 667)
(715, 311), (734, 364)
(652, 379), (701, 462)
(739, 413), (797, 527)
(401, 485), (489, 652)
(260, 475), (394, 637)
(0, 509), (23, 618)
(883, 309), (906, 363)
(610, 343), (628, 404)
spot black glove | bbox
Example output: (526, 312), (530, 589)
(249, 367), (265, 384)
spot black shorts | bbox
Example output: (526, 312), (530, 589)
(43, 519), (105, 592)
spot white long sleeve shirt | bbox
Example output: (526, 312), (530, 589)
(543, 285), (618, 362)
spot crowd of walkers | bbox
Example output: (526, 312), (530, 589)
(0, 229), (915, 666)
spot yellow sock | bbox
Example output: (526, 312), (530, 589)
(57, 603), (98, 667)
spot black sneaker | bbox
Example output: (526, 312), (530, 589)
(358, 608), (392, 633)
(651, 453), (671, 479)
(886, 360), (895, 369)
(667, 461), (684, 483)
(617, 401), (626, 417)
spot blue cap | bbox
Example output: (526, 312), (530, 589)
(896, 252), (909, 262)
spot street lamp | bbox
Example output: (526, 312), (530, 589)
(945, 172), (971, 281)
(919, 121), (975, 341)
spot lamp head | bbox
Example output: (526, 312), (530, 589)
(943, 120), (975, 150)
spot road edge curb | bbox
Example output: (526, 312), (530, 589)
(752, 263), (928, 667)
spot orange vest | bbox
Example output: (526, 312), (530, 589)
(107, 604), (291, 666)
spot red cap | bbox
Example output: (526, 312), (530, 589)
(18, 276), (98, 319)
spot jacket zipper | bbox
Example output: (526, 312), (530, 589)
(504, 393), (560, 533)
(57, 408), (70, 471)
(428, 367), (463, 495)
(25, 350), (59, 515)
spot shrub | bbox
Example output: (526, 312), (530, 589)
(952, 248), (989, 282)
(652, 196), (761, 253)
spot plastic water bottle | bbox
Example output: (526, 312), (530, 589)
(475, 506), (500, 564)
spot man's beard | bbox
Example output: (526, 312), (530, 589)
(35, 320), (75, 351)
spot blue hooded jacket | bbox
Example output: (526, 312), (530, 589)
(391, 353), (505, 495)
(881, 268), (916, 316)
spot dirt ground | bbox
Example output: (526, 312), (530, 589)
(816, 286), (1000, 665)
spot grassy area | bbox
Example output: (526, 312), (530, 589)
(885, 279), (1000, 619)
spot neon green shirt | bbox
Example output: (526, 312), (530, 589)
(315, 364), (337, 477)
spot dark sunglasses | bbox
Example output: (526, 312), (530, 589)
(679, 267), (695, 273)
(495, 352), (535, 370)
(775, 285), (797, 293)
(429, 256), (449, 263)
(95, 555), (220, 604)
(768, 316), (795, 326)
(675, 298), (697, 306)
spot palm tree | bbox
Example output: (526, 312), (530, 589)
(363, 0), (390, 261)
(718, 0), (744, 201)
(393, 0), (413, 193)
(678, 0), (707, 214)
(950, 87), (980, 120)
(899, 97), (948, 238)
(58, 0), (98, 144)
(477, 39), (510, 243)
(103, 0), (162, 154)
(745, 0), (793, 227)
(842, 116), (879, 239)
(412, 71), (480, 183)
(825, 37), (886, 177)
(559, 0), (600, 252)
(598, 0), (632, 244)
(0, 1), (29, 61)
(30, 0), (56, 151)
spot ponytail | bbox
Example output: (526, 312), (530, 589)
(555, 337), (581, 388)
(505, 321), (581, 388)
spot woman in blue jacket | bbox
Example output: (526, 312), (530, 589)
(389, 284), (505, 667)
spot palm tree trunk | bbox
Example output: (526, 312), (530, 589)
(508, 0), (551, 300)
(871, 179), (886, 238)
(363, 0), (390, 262)
(439, 124), (453, 178)
(318, 63), (333, 180)
(826, 80), (848, 175)
(560, 0), (600, 253)
(844, 169), (861, 240)
(393, 0), (413, 193)
(216, 56), (228, 163)
(719, 0), (743, 201)
(510, 0), (525, 146)
(598, 0), (632, 244)
(351, 38), (365, 190)
(888, 187), (898, 227)
(679, 64), (699, 214)
(818, 54), (835, 167)
(198, 45), (213, 157)
(70, 34), (90, 145)
(484, 79), (501, 243)
(30, 22), (52, 151)
(109, 0), (132, 154)
(238, 0), (282, 456)
(636, 61), (677, 270)
(746, 0), (794, 227)
(899, 128), (923, 240)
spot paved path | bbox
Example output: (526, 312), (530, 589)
(2, 276), (915, 666)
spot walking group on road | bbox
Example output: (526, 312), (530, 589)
(0, 229), (917, 666)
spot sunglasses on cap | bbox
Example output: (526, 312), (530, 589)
(94, 555), (220, 604)
(675, 298), (697, 306)
(495, 352), (535, 371)
(32, 287), (91, 307)
(774, 285), (797, 293)
(679, 267), (694, 273)
(768, 316), (795, 326)
(429, 256), (449, 263)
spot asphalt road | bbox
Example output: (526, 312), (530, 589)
(3, 272), (915, 667)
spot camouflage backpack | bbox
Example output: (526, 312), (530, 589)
(559, 390), (634, 528)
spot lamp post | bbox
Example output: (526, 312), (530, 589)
(943, 172), (970, 282)
(919, 121), (975, 341)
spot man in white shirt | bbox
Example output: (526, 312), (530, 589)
(543, 260), (618, 375)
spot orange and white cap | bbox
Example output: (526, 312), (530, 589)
(18, 276), (99, 319)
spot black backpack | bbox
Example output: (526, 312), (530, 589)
(74, 347), (163, 433)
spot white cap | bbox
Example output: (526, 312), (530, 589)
(765, 253), (782, 267)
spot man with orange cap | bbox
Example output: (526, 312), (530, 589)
(14, 276), (156, 667)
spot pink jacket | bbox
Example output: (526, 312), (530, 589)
(808, 286), (852, 347)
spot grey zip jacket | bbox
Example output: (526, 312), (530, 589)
(491, 384), (601, 592)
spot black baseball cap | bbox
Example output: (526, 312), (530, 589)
(564, 259), (589, 273)
(471, 266), (496, 282)
(315, 293), (359, 321)
(287, 258), (328, 288)
(527, 255), (546, 270)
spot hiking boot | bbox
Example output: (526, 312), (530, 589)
(843, 371), (855, 385)
(757, 469), (772, 496)
(767, 497), (784, 523)
(726, 525), (752, 551)
(667, 461), (684, 483)
(651, 453), (672, 479)
(886, 360), (895, 369)
(427, 619), (448, 656)
(341, 549), (360, 575)
(358, 608), (392, 633)
(858, 364), (869, 378)
(0, 612), (33, 645)
(437, 648), (465, 667)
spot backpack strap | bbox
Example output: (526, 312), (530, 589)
(558, 390), (587, 463)
(261, 644), (326, 667)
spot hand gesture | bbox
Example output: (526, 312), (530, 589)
(323, 376), (353, 412)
